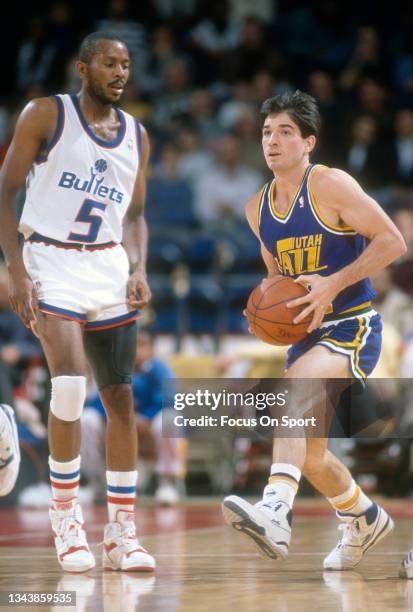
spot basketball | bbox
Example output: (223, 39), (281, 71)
(246, 276), (312, 346)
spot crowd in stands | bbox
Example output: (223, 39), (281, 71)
(0, 0), (413, 500)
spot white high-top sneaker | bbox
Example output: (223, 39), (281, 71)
(222, 494), (292, 560)
(400, 550), (413, 578)
(50, 503), (96, 572)
(0, 404), (20, 496)
(323, 503), (394, 570)
(102, 510), (156, 572)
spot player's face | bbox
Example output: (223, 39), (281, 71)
(81, 41), (130, 104)
(262, 113), (315, 173)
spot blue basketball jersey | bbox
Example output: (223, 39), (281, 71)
(258, 164), (375, 321)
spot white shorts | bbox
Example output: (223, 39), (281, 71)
(23, 241), (141, 331)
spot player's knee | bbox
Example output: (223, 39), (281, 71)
(50, 375), (86, 422)
(100, 383), (134, 421)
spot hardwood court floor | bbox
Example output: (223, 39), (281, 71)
(0, 499), (413, 611)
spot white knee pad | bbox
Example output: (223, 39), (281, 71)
(50, 376), (86, 422)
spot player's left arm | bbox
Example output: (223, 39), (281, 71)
(122, 124), (151, 309)
(290, 168), (406, 331)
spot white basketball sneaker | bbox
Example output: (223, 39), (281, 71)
(222, 493), (292, 560)
(400, 550), (413, 578)
(323, 503), (394, 570)
(50, 503), (96, 572)
(0, 404), (20, 496)
(155, 481), (180, 506)
(102, 510), (156, 572)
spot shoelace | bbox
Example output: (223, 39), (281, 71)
(56, 517), (86, 548)
(121, 523), (142, 552)
(337, 521), (361, 547)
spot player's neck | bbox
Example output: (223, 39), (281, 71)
(76, 90), (113, 121)
(273, 160), (310, 192)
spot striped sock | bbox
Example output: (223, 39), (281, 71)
(264, 463), (301, 506)
(328, 479), (372, 515)
(106, 470), (137, 523)
(49, 456), (80, 510)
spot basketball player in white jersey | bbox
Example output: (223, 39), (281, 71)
(0, 32), (155, 572)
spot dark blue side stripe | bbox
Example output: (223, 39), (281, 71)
(270, 472), (300, 484)
(85, 311), (139, 329)
(50, 469), (80, 480)
(38, 301), (86, 322)
(107, 484), (136, 494)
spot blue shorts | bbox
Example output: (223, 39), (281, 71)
(286, 312), (382, 380)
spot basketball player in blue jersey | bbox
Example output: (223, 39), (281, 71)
(222, 91), (407, 571)
(0, 32), (155, 573)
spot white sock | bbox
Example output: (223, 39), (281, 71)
(264, 462), (301, 506)
(106, 470), (137, 523)
(49, 456), (80, 510)
(328, 479), (372, 515)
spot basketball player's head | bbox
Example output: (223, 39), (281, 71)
(77, 32), (130, 104)
(260, 91), (320, 172)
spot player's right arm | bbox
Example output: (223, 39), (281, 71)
(0, 98), (57, 328)
(245, 192), (279, 278)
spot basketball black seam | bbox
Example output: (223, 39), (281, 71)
(256, 294), (309, 311)
(253, 276), (291, 310)
(246, 307), (309, 327)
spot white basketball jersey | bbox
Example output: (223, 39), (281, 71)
(19, 94), (141, 244)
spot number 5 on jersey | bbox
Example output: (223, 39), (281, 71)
(68, 198), (106, 243)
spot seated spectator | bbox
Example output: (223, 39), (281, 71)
(307, 69), (344, 163)
(233, 108), (270, 176)
(153, 58), (194, 130)
(387, 109), (413, 194)
(188, 1), (240, 84)
(94, 0), (148, 85)
(393, 38), (413, 106)
(217, 80), (253, 131)
(336, 115), (390, 193)
(251, 70), (293, 110)
(346, 76), (392, 140)
(338, 26), (391, 94)
(176, 126), (215, 188)
(138, 24), (189, 97)
(193, 134), (263, 226)
(16, 17), (57, 92)
(146, 143), (195, 227)
(189, 88), (221, 143)
(221, 16), (283, 83)
(81, 331), (185, 505)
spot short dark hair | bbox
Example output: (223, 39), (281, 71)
(78, 31), (128, 64)
(260, 90), (321, 137)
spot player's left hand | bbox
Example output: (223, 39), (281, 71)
(127, 270), (151, 308)
(286, 274), (341, 333)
